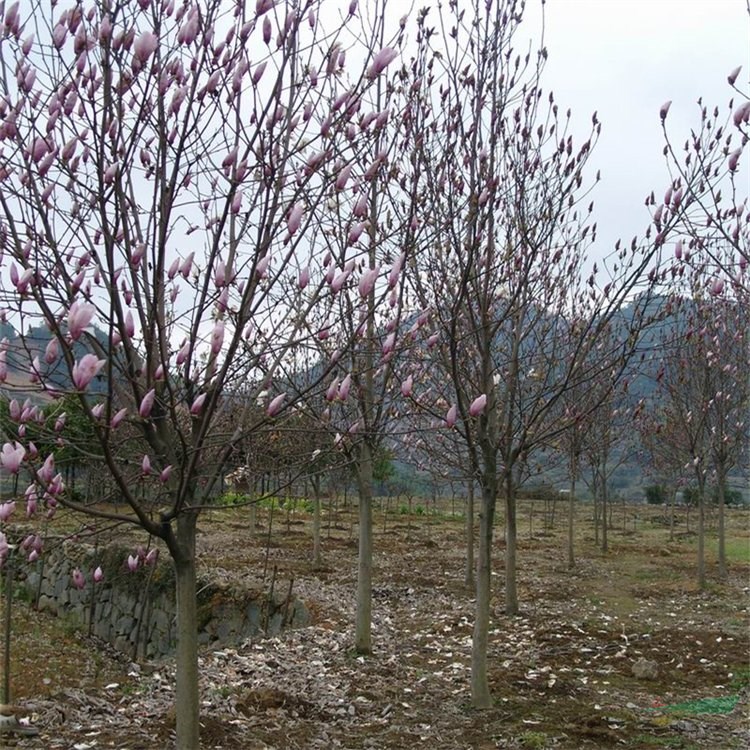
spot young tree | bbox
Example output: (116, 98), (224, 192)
(286, 15), (428, 653)
(406, 0), (665, 709)
(0, 1), (399, 746)
(645, 282), (748, 584)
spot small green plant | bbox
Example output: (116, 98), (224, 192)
(217, 491), (247, 507)
(398, 504), (408, 514)
(519, 730), (548, 749)
(729, 667), (750, 691)
(415, 505), (426, 515)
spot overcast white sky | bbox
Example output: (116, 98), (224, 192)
(523, 0), (750, 260)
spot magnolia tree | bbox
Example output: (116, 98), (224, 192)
(285, 19), (429, 652)
(0, 1), (402, 746)
(405, 0), (667, 709)
(643, 279), (748, 585)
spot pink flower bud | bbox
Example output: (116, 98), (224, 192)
(191, 393), (207, 415)
(469, 394), (487, 417)
(401, 375), (413, 398)
(338, 374), (352, 401)
(267, 392), (286, 416)
(367, 47), (398, 79)
(139, 389), (156, 418)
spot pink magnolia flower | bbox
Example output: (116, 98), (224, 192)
(326, 377), (339, 402)
(159, 466), (172, 483)
(0, 501), (15, 522)
(139, 388), (156, 418)
(93, 566), (104, 583)
(145, 547), (159, 566)
(111, 407), (127, 428)
(659, 100), (672, 121)
(210, 320), (225, 355)
(267, 392), (286, 417)
(288, 201), (304, 235)
(0, 442), (25, 474)
(401, 375), (413, 398)
(298, 266), (310, 290)
(367, 47), (398, 79)
(132, 31), (157, 67)
(44, 336), (59, 364)
(37, 454), (55, 484)
(445, 404), (457, 428)
(72, 354), (106, 390)
(190, 393), (207, 415)
(469, 394), (487, 417)
(67, 301), (96, 340)
(72, 568), (86, 590)
(127, 554), (139, 572)
(338, 374), (352, 401)
(358, 266), (379, 298)
(141, 454), (151, 475)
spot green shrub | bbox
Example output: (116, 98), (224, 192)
(645, 485), (666, 505)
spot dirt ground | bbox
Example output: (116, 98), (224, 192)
(2, 500), (749, 749)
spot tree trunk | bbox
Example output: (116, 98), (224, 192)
(601, 474), (609, 553)
(717, 469), (727, 579)
(567, 478), (576, 570)
(355, 442), (374, 654)
(505, 475), (518, 616)
(697, 481), (706, 590)
(471, 482), (496, 708)
(173, 512), (200, 750)
(312, 479), (322, 568)
(669, 486), (676, 542)
(465, 481), (475, 589)
(592, 468), (600, 547)
(249, 500), (257, 539)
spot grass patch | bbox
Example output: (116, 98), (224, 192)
(707, 536), (750, 564)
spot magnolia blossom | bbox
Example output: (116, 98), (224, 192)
(366, 47), (398, 79)
(401, 375), (413, 398)
(0, 442), (25, 473)
(267, 392), (286, 416)
(67, 301), (96, 340)
(139, 388), (156, 418)
(338, 374), (352, 401)
(72, 354), (106, 390)
(145, 548), (159, 566)
(469, 394), (487, 417)
(72, 567), (86, 590)
(190, 393), (207, 415)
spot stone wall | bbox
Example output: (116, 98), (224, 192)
(16, 539), (309, 660)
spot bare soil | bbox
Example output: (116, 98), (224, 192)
(2, 500), (749, 749)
